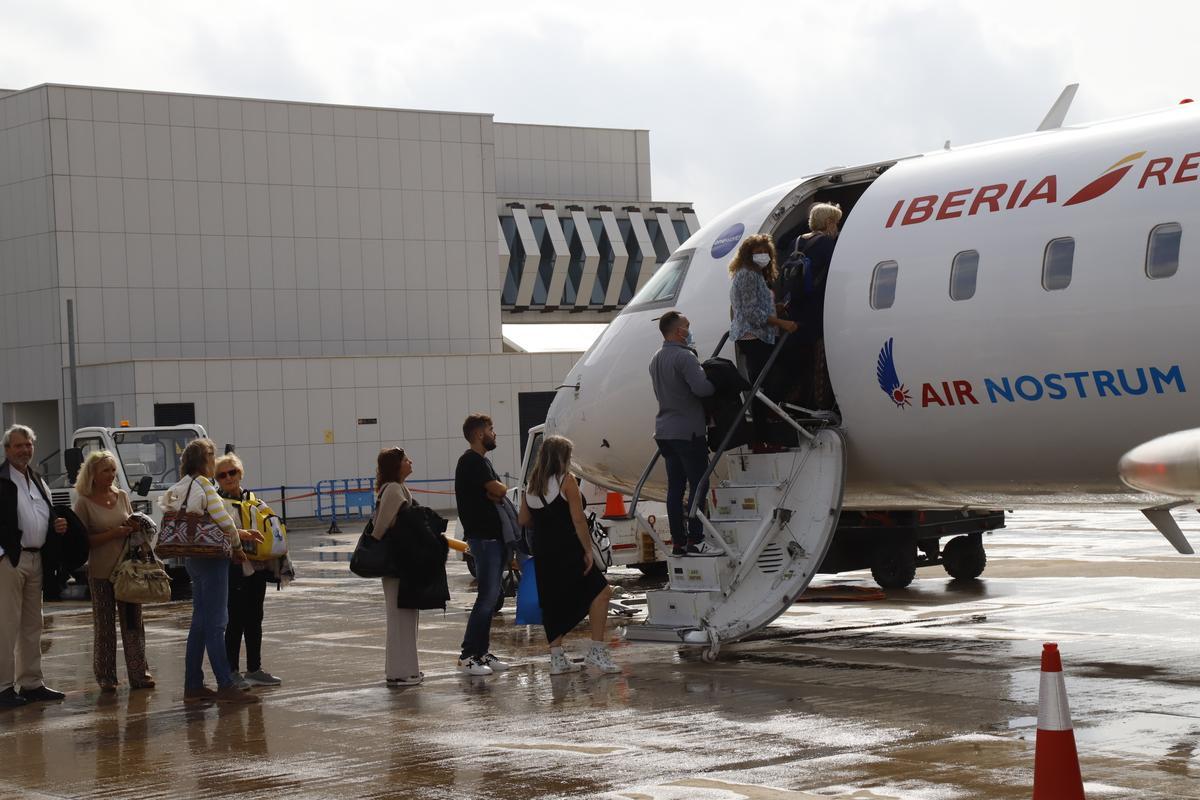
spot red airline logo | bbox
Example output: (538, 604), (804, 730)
(884, 149), (1200, 228)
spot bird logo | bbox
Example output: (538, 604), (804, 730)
(876, 338), (911, 408)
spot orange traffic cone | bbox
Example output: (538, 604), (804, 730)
(1033, 642), (1085, 800)
(603, 491), (627, 518)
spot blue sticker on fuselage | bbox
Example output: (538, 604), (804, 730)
(710, 223), (745, 259)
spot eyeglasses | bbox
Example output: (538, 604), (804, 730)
(216, 470), (240, 479)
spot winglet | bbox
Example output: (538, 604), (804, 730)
(1037, 84), (1079, 132)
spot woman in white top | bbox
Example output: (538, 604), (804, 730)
(159, 438), (260, 705)
(518, 435), (620, 675)
(372, 447), (422, 687)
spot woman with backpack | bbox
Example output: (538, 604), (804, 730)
(215, 453), (292, 691)
(517, 435), (620, 675)
(372, 447), (450, 687)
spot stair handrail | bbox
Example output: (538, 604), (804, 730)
(688, 330), (792, 519)
(626, 331), (733, 519)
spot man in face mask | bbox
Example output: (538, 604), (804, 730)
(454, 413), (511, 676)
(649, 311), (720, 557)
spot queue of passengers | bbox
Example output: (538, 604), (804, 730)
(2, 415), (623, 709)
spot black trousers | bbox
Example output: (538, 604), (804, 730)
(225, 568), (269, 673)
(737, 337), (780, 445)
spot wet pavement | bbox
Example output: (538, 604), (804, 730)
(3, 509), (1200, 799)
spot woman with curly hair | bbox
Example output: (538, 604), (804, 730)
(728, 233), (797, 451)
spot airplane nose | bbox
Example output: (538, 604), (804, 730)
(1118, 428), (1200, 498)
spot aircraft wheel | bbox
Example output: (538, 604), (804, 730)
(942, 534), (986, 580)
(870, 540), (917, 589)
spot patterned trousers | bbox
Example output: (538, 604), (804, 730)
(89, 577), (150, 686)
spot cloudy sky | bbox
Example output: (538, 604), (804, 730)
(5, 0), (1196, 349)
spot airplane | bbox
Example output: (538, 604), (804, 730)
(540, 86), (1200, 659)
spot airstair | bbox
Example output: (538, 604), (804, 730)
(624, 332), (847, 660)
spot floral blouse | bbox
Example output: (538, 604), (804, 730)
(729, 267), (775, 344)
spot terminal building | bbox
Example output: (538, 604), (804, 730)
(0, 83), (697, 511)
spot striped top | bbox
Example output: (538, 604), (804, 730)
(159, 475), (238, 537)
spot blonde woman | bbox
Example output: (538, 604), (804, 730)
(728, 233), (797, 451)
(517, 435), (619, 675)
(215, 453), (286, 690)
(73, 451), (153, 692)
(160, 438), (260, 704)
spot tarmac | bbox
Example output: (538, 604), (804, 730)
(2, 508), (1199, 799)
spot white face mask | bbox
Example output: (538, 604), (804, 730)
(752, 253), (771, 268)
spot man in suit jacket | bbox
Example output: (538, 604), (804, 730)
(0, 425), (68, 708)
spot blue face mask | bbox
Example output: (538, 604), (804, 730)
(684, 331), (696, 349)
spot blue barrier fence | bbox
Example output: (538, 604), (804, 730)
(240, 471), (514, 530)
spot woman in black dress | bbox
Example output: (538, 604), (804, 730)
(518, 435), (620, 675)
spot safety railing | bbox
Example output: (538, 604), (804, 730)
(688, 330), (797, 519)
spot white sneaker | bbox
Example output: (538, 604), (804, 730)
(243, 670), (282, 687)
(584, 644), (621, 674)
(480, 653), (510, 672)
(687, 540), (725, 557)
(549, 651), (582, 675)
(387, 674), (424, 687)
(457, 656), (493, 676)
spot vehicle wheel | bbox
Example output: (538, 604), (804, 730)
(870, 540), (917, 589)
(636, 562), (668, 578)
(464, 552), (477, 577)
(942, 535), (986, 580)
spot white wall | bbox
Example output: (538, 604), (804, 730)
(0, 87), (61, 403)
(74, 350), (582, 513)
(494, 123), (650, 202)
(45, 86), (503, 367)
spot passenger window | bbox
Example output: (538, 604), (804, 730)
(870, 261), (898, 309)
(949, 250), (979, 301)
(1146, 222), (1181, 279)
(1042, 237), (1074, 291)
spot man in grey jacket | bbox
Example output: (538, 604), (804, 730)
(649, 311), (720, 556)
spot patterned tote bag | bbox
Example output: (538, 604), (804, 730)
(156, 478), (232, 559)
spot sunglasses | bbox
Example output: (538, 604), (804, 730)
(216, 469), (241, 479)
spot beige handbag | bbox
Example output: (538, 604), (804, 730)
(111, 540), (172, 604)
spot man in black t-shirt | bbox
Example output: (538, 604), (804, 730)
(454, 413), (511, 676)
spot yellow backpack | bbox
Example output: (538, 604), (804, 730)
(229, 492), (288, 561)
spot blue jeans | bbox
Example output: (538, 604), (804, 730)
(460, 538), (503, 659)
(185, 557), (234, 690)
(656, 437), (710, 548)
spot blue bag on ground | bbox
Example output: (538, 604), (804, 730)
(515, 558), (542, 626)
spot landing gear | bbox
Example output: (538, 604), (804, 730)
(870, 540), (917, 589)
(941, 534), (986, 580)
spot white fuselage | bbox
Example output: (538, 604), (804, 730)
(546, 106), (1200, 510)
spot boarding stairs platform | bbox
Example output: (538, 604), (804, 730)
(624, 428), (845, 660)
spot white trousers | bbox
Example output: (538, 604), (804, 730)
(0, 552), (44, 691)
(381, 578), (420, 680)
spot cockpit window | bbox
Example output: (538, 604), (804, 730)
(624, 249), (693, 311)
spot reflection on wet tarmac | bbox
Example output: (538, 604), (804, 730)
(1, 511), (1198, 798)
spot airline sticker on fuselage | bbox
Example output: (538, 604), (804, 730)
(875, 338), (1186, 409)
(710, 223), (745, 258)
(883, 149), (1200, 228)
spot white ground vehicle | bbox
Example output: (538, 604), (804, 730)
(53, 423), (210, 597)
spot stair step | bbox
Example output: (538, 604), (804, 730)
(644, 588), (721, 628)
(667, 556), (731, 593)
